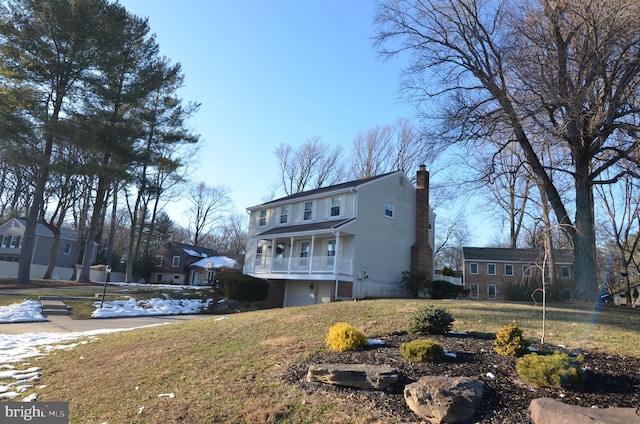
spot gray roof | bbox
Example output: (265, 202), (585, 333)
(13, 218), (78, 241)
(462, 247), (574, 264)
(255, 218), (355, 237)
(251, 171), (400, 208)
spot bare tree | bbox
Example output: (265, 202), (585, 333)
(274, 137), (344, 196)
(186, 182), (232, 246)
(374, 0), (640, 301)
(434, 211), (472, 270)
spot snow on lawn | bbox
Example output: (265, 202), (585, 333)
(0, 290), (216, 401)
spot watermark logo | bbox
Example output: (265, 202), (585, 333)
(1, 402), (68, 423)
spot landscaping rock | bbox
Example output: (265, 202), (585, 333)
(403, 376), (484, 424)
(306, 363), (398, 390)
(529, 397), (640, 424)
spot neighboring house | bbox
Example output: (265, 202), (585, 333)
(0, 218), (98, 275)
(151, 241), (218, 285)
(244, 166), (435, 308)
(462, 247), (576, 301)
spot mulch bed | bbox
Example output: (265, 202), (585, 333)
(282, 332), (640, 423)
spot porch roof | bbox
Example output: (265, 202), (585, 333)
(254, 218), (355, 238)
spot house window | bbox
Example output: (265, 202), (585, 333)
(487, 263), (496, 275)
(300, 241), (310, 265)
(156, 274), (162, 282)
(155, 256), (163, 266)
(330, 197), (341, 217)
(326, 240), (336, 267)
(63, 242), (72, 255)
(303, 202), (313, 221)
(488, 284), (497, 299)
(561, 266), (571, 278)
(258, 210), (267, 227)
(523, 264), (532, 277)
(172, 256), (180, 267)
(470, 263), (478, 274)
(173, 274), (180, 282)
(256, 246), (263, 260)
(280, 206), (288, 224)
(1, 235), (10, 248)
(505, 264), (513, 276)
(9, 236), (21, 248)
(384, 202), (394, 218)
(470, 283), (479, 298)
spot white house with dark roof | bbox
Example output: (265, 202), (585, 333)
(244, 166), (435, 308)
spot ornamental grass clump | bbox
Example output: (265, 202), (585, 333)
(325, 322), (368, 352)
(408, 305), (454, 335)
(400, 339), (445, 362)
(516, 351), (585, 388)
(494, 323), (531, 357)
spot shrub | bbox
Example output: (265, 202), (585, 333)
(401, 271), (430, 298)
(400, 339), (445, 362)
(408, 306), (454, 335)
(431, 280), (463, 299)
(325, 322), (368, 352)
(494, 323), (531, 357)
(218, 271), (268, 302)
(516, 351), (585, 388)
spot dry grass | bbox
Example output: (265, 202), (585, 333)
(21, 299), (640, 423)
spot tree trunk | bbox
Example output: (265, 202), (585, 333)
(78, 171), (110, 283)
(106, 180), (118, 268)
(573, 161), (598, 302)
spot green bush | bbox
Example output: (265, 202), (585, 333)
(325, 322), (368, 352)
(408, 306), (454, 335)
(400, 339), (445, 362)
(401, 271), (430, 298)
(494, 323), (531, 357)
(516, 351), (585, 388)
(431, 280), (463, 299)
(218, 271), (268, 302)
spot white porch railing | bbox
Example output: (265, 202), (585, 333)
(248, 256), (353, 276)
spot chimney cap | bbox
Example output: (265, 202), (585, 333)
(419, 164), (426, 170)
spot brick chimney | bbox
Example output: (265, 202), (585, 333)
(411, 165), (433, 279)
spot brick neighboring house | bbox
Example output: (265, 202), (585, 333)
(244, 166), (435, 308)
(151, 242), (217, 285)
(462, 247), (575, 301)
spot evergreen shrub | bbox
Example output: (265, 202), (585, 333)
(399, 339), (445, 362)
(325, 322), (368, 352)
(516, 351), (585, 387)
(218, 271), (268, 302)
(408, 306), (454, 335)
(494, 323), (531, 357)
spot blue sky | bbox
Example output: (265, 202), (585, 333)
(119, 1), (495, 245)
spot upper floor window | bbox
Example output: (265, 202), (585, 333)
(470, 263), (478, 274)
(155, 256), (163, 266)
(172, 256), (180, 267)
(487, 263), (496, 275)
(63, 242), (72, 255)
(303, 202), (313, 221)
(561, 266), (571, 278)
(258, 210), (267, 227)
(280, 206), (288, 224)
(384, 202), (394, 218)
(330, 197), (341, 217)
(505, 264), (514, 276)
(10, 236), (21, 248)
(523, 264), (532, 277)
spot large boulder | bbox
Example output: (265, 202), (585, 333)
(306, 363), (398, 390)
(404, 376), (484, 424)
(529, 397), (640, 424)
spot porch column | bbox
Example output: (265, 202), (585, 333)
(334, 231), (340, 299)
(269, 238), (276, 273)
(309, 235), (316, 274)
(288, 236), (294, 272)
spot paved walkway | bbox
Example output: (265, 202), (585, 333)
(0, 312), (208, 334)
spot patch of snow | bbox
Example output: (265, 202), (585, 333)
(486, 372), (496, 379)
(367, 339), (384, 346)
(0, 301), (46, 323)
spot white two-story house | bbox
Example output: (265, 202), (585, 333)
(243, 166), (435, 308)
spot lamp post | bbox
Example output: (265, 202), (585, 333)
(100, 265), (112, 308)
